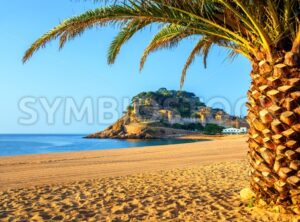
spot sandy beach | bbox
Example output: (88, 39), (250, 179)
(0, 136), (298, 221)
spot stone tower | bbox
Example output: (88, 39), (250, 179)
(133, 99), (139, 116)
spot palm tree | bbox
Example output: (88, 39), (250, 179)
(23, 0), (300, 214)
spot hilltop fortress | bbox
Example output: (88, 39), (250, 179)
(87, 88), (247, 139)
(130, 88), (246, 128)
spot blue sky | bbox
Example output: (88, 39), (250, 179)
(0, 0), (251, 134)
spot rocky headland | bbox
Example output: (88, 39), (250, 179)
(87, 88), (247, 139)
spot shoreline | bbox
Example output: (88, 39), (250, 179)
(2, 135), (299, 221)
(0, 138), (205, 158)
(0, 135), (247, 190)
(0, 134), (245, 158)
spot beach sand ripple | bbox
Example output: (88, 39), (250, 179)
(0, 160), (297, 222)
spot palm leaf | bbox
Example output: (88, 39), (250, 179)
(140, 24), (195, 70)
(108, 20), (151, 64)
(23, 0), (300, 70)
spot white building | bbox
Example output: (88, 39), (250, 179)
(222, 127), (247, 134)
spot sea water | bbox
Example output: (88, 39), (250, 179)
(0, 134), (203, 156)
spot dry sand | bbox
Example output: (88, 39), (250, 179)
(0, 135), (247, 190)
(0, 136), (298, 221)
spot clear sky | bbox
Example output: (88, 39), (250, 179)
(0, 0), (251, 134)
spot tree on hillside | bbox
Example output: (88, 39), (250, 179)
(23, 0), (300, 214)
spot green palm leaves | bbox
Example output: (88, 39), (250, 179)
(23, 0), (300, 86)
(108, 20), (151, 64)
(140, 25), (195, 71)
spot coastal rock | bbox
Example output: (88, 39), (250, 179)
(240, 188), (255, 201)
(87, 88), (248, 139)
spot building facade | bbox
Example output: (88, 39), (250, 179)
(222, 127), (248, 134)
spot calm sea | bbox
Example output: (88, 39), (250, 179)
(0, 134), (202, 157)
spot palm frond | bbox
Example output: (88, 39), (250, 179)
(23, 5), (135, 62)
(23, 0), (300, 82)
(140, 24), (195, 70)
(180, 36), (211, 88)
(108, 20), (150, 64)
(180, 35), (240, 87)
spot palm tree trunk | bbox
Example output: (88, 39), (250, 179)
(247, 51), (300, 214)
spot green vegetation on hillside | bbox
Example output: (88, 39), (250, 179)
(132, 88), (206, 117)
(203, 124), (225, 135)
(128, 88), (245, 135)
